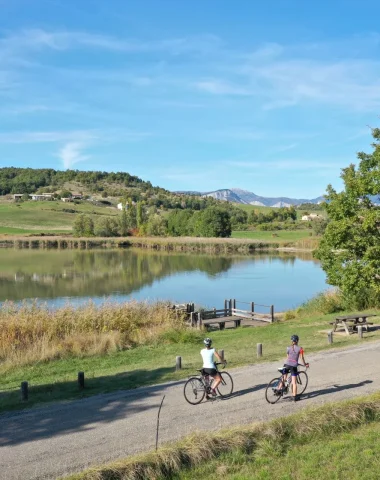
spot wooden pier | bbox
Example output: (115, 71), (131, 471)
(180, 299), (275, 331)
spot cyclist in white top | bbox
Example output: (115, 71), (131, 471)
(200, 338), (226, 398)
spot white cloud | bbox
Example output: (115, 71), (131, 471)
(58, 142), (89, 169)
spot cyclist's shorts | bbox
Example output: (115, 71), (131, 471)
(202, 368), (218, 376)
(283, 364), (298, 376)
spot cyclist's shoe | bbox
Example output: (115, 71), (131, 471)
(211, 389), (217, 397)
(273, 387), (283, 396)
(293, 395), (300, 402)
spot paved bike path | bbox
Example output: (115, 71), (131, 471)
(1, 341), (379, 480)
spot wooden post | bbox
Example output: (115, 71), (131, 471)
(21, 381), (28, 401)
(251, 302), (255, 315)
(257, 343), (263, 358)
(229, 299), (233, 315)
(213, 307), (216, 318)
(270, 305), (274, 323)
(233, 299), (236, 311)
(78, 371), (85, 389)
(218, 349), (224, 361)
(224, 299), (228, 316)
(197, 312), (202, 330)
(190, 312), (194, 327)
(176, 356), (182, 371)
(328, 331), (333, 344)
(358, 326), (363, 339)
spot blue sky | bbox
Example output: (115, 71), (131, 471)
(0, 0), (380, 198)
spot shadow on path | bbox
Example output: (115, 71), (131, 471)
(226, 383), (267, 400)
(302, 380), (373, 400)
(0, 367), (182, 448)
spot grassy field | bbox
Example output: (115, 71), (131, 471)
(0, 200), (118, 232)
(232, 230), (312, 242)
(176, 408), (380, 480)
(1, 306), (379, 413)
(235, 203), (327, 220)
(67, 394), (380, 480)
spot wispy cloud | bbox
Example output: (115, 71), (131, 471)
(191, 37), (380, 112)
(227, 159), (346, 170)
(270, 143), (298, 153)
(0, 128), (150, 144)
(58, 142), (89, 169)
(194, 80), (253, 96)
(0, 129), (97, 144)
(0, 29), (222, 56)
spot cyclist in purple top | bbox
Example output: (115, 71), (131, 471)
(277, 334), (309, 402)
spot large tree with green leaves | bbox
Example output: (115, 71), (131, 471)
(315, 128), (380, 307)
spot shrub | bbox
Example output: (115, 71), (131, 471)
(284, 310), (296, 320)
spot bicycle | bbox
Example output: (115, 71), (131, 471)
(265, 364), (309, 404)
(183, 362), (234, 405)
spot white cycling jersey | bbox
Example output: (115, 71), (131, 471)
(200, 348), (216, 369)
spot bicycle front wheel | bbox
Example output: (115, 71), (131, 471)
(184, 377), (205, 405)
(296, 371), (308, 395)
(217, 372), (233, 397)
(265, 377), (283, 404)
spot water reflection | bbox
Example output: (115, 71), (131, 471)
(0, 248), (326, 310)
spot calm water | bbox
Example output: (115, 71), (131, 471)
(0, 248), (327, 311)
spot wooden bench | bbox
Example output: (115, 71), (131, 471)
(201, 317), (242, 331)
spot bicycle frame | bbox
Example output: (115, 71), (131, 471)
(201, 362), (225, 390)
(278, 365), (308, 393)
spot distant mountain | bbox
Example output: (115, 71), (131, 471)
(188, 188), (325, 207)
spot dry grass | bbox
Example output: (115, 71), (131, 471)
(0, 300), (184, 368)
(66, 393), (380, 480)
(0, 235), (282, 252)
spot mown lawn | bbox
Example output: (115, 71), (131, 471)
(232, 230), (312, 242)
(0, 200), (118, 232)
(1, 310), (379, 413)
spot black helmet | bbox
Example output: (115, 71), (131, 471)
(291, 334), (299, 343)
(203, 337), (212, 347)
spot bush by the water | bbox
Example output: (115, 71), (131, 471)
(0, 300), (194, 367)
(297, 288), (380, 316)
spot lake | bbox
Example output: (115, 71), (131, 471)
(0, 248), (327, 311)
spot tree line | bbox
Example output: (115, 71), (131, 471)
(73, 204), (232, 238)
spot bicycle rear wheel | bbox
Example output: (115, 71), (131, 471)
(296, 371), (308, 395)
(184, 377), (205, 405)
(217, 372), (233, 397)
(265, 377), (283, 404)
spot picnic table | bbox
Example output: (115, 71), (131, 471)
(330, 313), (376, 336)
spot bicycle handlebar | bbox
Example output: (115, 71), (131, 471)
(298, 363), (309, 369)
(215, 362), (227, 369)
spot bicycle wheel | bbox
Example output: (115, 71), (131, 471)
(217, 372), (233, 397)
(296, 371), (308, 395)
(265, 377), (283, 404)
(184, 377), (205, 405)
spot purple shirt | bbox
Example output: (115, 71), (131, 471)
(286, 345), (303, 367)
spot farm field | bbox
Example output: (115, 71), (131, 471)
(231, 229), (313, 242)
(0, 200), (118, 232)
(235, 203), (327, 220)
